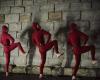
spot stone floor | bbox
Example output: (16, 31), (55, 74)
(0, 72), (100, 80)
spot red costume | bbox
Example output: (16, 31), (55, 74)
(0, 25), (25, 76)
(67, 23), (96, 80)
(31, 22), (61, 78)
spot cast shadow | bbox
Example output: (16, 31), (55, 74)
(20, 26), (36, 67)
(54, 24), (73, 68)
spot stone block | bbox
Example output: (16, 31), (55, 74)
(0, 0), (14, 6)
(40, 11), (48, 22)
(15, 0), (22, 6)
(14, 54), (27, 66)
(5, 14), (19, 23)
(55, 3), (69, 11)
(0, 7), (10, 14)
(34, 0), (47, 5)
(25, 5), (40, 13)
(81, 0), (92, 2)
(65, 0), (80, 2)
(63, 11), (80, 21)
(90, 21), (100, 30)
(92, 2), (100, 9)
(48, 0), (64, 3)
(40, 4), (54, 11)
(9, 23), (21, 32)
(12, 66), (26, 73)
(0, 15), (5, 23)
(23, 0), (33, 6)
(48, 11), (62, 21)
(11, 48), (19, 57)
(11, 7), (24, 13)
(70, 2), (91, 11)
(20, 13), (31, 22)
(82, 10), (100, 20)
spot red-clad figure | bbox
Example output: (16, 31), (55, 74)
(67, 23), (97, 80)
(0, 25), (25, 77)
(31, 22), (62, 78)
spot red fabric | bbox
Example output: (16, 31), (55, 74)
(32, 23), (59, 74)
(67, 23), (96, 76)
(0, 25), (25, 72)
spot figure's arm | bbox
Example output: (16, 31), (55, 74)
(42, 30), (51, 44)
(80, 31), (89, 45)
(7, 34), (15, 44)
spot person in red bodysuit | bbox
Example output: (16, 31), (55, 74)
(67, 23), (97, 80)
(31, 22), (62, 78)
(0, 25), (25, 77)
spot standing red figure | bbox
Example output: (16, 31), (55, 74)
(67, 23), (97, 80)
(0, 25), (25, 77)
(31, 22), (62, 78)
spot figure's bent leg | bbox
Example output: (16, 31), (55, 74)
(46, 40), (59, 53)
(46, 40), (63, 57)
(10, 42), (25, 54)
(80, 45), (96, 64)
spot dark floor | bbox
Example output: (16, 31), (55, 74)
(0, 72), (100, 80)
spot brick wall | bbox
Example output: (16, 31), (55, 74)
(0, 0), (100, 73)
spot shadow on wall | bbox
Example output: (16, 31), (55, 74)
(54, 24), (73, 67)
(20, 26), (36, 66)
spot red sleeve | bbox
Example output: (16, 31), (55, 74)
(79, 31), (89, 45)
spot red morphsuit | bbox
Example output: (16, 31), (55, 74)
(0, 25), (25, 76)
(67, 23), (96, 80)
(31, 22), (61, 78)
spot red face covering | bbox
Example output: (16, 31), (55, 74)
(69, 23), (77, 31)
(2, 25), (8, 33)
(32, 22), (41, 31)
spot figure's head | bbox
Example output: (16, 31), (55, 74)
(32, 22), (41, 31)
(2, 25), (8, 33)
(69, 23), (77, 31)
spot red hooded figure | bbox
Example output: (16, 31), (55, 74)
(0, 25), (25, 76)
(31, 22), (62, 78)
(67, 23), (97, 80)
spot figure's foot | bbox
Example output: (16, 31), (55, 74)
(39, 74), (43, 79)
(6, 72), (8, 77)
(72, 75), (76, 80)
(56, 52), (64, 58)
(92, 60), (97, 64)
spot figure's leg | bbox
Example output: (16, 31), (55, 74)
(46, 40), (63, 57)
(72, 53), (81, 80)
(9, 42), (25, 54)
(5, 52), (10, 77)
(39, 52), (46, 78)
(80, 45), (96, 64)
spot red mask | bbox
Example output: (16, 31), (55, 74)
(2, 25), (8, 33)
(69, 23), (77, 31)
(32, 22), (41, 31)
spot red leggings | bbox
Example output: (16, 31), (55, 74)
(72, 45), (95, 76)
(4, 42), (25, 72)
(39, 40), (59, 74)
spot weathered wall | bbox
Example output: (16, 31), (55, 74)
(0, 0), (100, 76)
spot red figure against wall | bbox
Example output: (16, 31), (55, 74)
(0, 25), (25, 77)
(67, 23), (97, 80)
(31, 22), (63, 78)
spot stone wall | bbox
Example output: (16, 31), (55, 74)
(0, 0), (100, 76)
